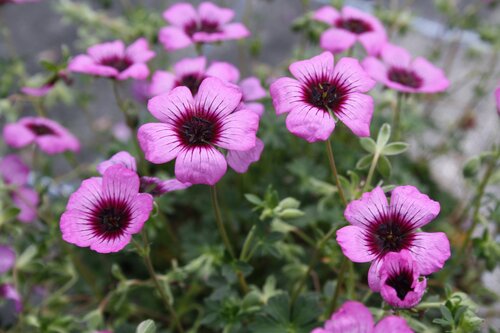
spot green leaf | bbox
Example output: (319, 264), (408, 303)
(381, 142), (409, 156)
(245, 194), (263, 206)
(359, 137), (376, 153)
(136, 319), (156, 333)
(16, 245), (37, 269)
(376, 123), (391, 148)
(463, 156), (480, 178)
(356, 154), (373, 170)
(277, 197), (300, 210)
(377, 155), (392, 178)
(440, 305), (454, 324)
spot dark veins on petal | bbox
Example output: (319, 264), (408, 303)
(90, 199), (132, 240)
(388, 67), (423, 89)
(336, 18), (372, 34)
(303, 74), (352, 114)
(177, 110), (221, 147)
(27, 123), (57, 136)
(386, 267), (414, 300)
(184, 20), (222, 37)
(365, 213), (416, 257)
(100, 56), (133, 72)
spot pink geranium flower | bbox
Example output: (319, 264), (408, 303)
(0, 284), (22, 313)
(138, 77), (260, 185)
(336, 186), (451, 285)
(362, 43), (449, 93)
(0, 245), (15, 274)
(60, 165), (153, 253)
(68, 38), (155, 80)
(270, 52), (375, 141)
(159, 2), (250, 51)
(97, 151), (190, 196)
(0, 154), (39, 223)
(3, 117), (80, 154)
(314, 6), (387, 56)
(377, 250), (427, 308)
(312, 300), (413, 333)
(1, 0), (39, 4)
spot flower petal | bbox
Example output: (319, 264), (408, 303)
(219, 23), (251, 39)
(289, 51), (334, 83)
(239, 77), (266, 101)
(116, 63), (150, 80)
(227, 138), (264, 173)
(269, 77), (303, 115)
(87, 40), (125, 62)
(149, 70), (176, 96)
(285, 103), (335, 142)
(68, 55), (118, 77)
(411, 232), (450, 275)
(336, 225), (376, 263)
(126, 37), (155, 63)
(336, 92), (374, 137)
(381, 43), (412, 68)
(126, 193), (153, 234)
(175, 146), (227, 185)
(320, 28), (356, 55)
(206, 61), (240, 83)
(344, 186), (388, 228)
(147, 86), (194, 124)
(313, 6), (340, 25)
(0, 246), (15, 274)
(195, 77), (242, 119)
(3, 123), (36, 148)
(243, 102), (265, 117)
(198, 1), (234, 25)
(102, 165), (140, 202)
(362, 57), (388, 85)
(323, 301), (374, 333)
(137, 123), (183, 164)
(174, 56), (207, 78)
(333, 57), (376, 93)
(0, 154), (29, 186)
(411, 57), (449, 93)
(217, 110), (259, 151)
(374, 316), (413, 333)
(162, 2), (197, 27)
(159, 26), (193, 51)
(12, 186), (39, 223)
(389, 185), (440, 229)
(358, 31), (387, 56)
(97, 151), (137, 175)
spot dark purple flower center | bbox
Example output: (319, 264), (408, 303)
(90, 200), (131, 240)
(388, 67), (423, 88)
(366, 217), (416, 257)
(139, 177), (164, 197)
(26, 123), (56, 136)
(177, 114), (220, 147)
(304, 80), (348, 113)
(386, 267), (414, 300)
(176, 74), (205, 96)
(336, 18), (372, 34)
(100, 56), (133, 72)
(184, 20), (221, 37)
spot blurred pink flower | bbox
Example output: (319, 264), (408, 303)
(138, 77), (260, 185)
(377, 250), (427, 308)
(0, 245), (15, 274)
(159, 2), (250, 51)
(3, 117), (80, 154)
(68, 38), (155, 81)
(270, 52), (375, 141)
(97, 151), (190, 196)
(0, 284), (22, 313)
(336, 186), (450, 290)
(1, 0), (40, 4)
(311, 300), (413, 333)
(0, 154), (39, 223)
(362, 43), (449, 93)
(314, 6), (387, 56)
(60, 165), (153, 253)
(21, 84), (54, 97)
(111, 122), (132, 143)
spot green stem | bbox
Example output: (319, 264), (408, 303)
(363, 151), (380, 192)
(325, 137), (347, 206)
(415, 301), (443, 310)
(195, 43), (204, 56)
(458, 148), (499, 256)
(210, 185), (249, 294)
(393, 93), (404, 141)
(136, 231), (185, 333)
(327, 256), (347, 314)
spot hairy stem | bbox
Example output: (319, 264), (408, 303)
(325, 137), (347, 206)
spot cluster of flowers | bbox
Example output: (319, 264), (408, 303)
(4, 1), (498, 331)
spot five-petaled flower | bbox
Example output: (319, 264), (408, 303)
(68, 38), (155, 81)
(270, 51), (376, 142)
(159, 2), (250, 51)
(376, 250), (427, 308)
(3, 117), (80, 155)
(60, 165), (153, 253)
(336, 186), (450, 289)
(362, 43), (449, 94)
(138, 77), (260, 185)
(314, 6), (387, 56)
(312, 300), (414, 333)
